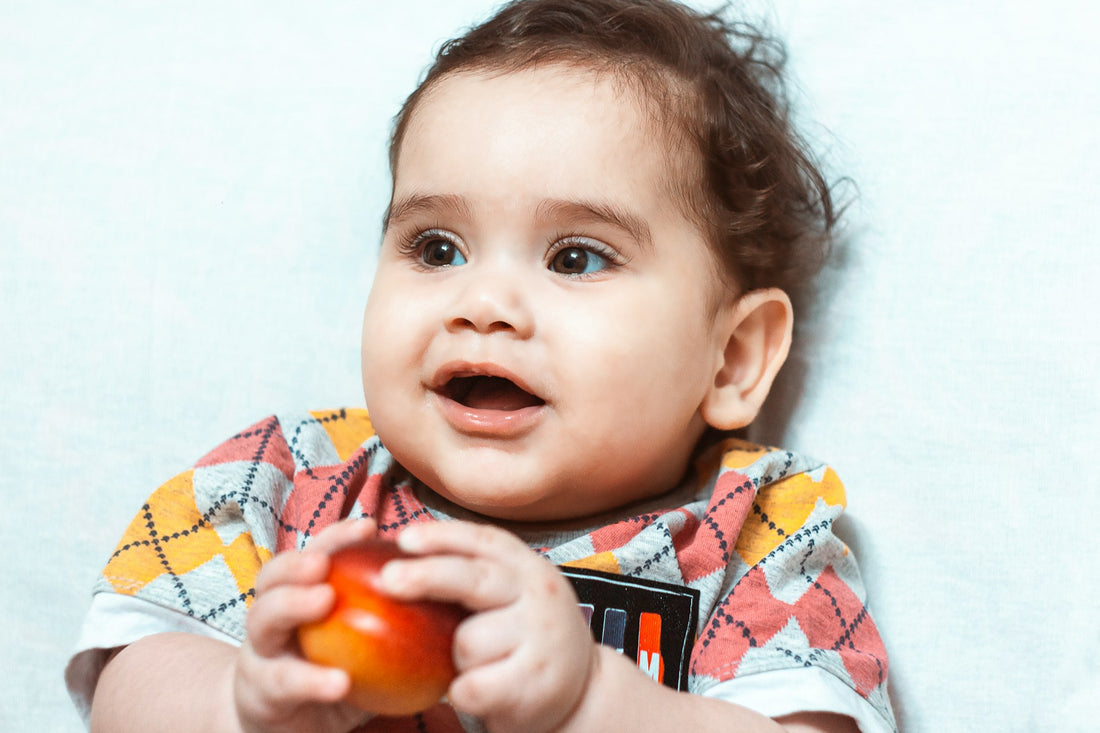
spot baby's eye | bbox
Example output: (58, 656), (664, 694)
(415, 232), (467, 268)
(549, 246), (609, 275)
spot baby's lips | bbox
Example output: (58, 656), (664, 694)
(430, 360), (545, 403)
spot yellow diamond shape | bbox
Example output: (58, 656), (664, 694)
(312, 408), (375, 461)
(103, 469), (272, 599)
(735, 467), (846, 567)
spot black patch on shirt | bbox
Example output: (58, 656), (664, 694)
(560, 566), (699, 691)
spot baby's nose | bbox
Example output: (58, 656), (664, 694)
(445, 269), (534, 337)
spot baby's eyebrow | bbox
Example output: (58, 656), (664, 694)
(536, 198), (653, 250)
(385, 193), (653, 250)
(385, 193), (471, 229)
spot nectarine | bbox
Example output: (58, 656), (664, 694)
(297, 538), (467, 716)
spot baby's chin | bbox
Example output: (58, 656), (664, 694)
(418, 478), (586, 524)
(412, 468), (676, 526)
(381, 427), (694, 523)
(387, 450), (566, 523)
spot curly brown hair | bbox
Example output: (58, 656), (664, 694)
(388, 0), (838, 299)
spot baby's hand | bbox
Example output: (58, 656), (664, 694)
(378, 521), (598, 733)
(233, 519), (377, 733)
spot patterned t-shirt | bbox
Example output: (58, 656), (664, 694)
(77, 408), (896, 731)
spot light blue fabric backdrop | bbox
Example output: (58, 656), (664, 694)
(2, 2), (1097, 730)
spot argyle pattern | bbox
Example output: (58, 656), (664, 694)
(95, 408), (894, 731)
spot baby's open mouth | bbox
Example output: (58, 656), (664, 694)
(445, 375), (545, 411)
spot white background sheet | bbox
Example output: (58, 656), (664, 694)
(2, 2), (1097, 730)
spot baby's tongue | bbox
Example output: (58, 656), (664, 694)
(462, 376), (542, 410)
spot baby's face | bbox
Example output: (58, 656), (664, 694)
(361, 64), (733, 521)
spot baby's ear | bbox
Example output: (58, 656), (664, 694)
(700, 288), (793, 431)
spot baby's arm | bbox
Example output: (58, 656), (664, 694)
(381, 521), (859, 733)
(560, 646), (859, 733)
(89, 520), (377, 733)
(91, 632), (239, 731)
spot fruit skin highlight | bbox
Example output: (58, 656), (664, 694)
(297, 538), (467, 716)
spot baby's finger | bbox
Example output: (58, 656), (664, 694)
(254, 549), (330, 595)
(447, 655), (531, 722)
(305, 516), (378, 554)
(451, 607), (519, 671)
(255, 519), (378, 595)
(238, 640), (350, 707)
(246, 583), (334, 657)
(378, 554), (519, 611)
(396, 521), (525, 562)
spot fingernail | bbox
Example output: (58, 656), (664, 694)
(378, 560), (406, 594)
(396, 526), (423, 552)
(324, 668), (350, 696)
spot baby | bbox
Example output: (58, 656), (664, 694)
(67, 1), (896, 732)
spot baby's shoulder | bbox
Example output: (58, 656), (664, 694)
(701, 437), (843, 503)
(278, 407), (377, 464)
(193, 408), (376, 468)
